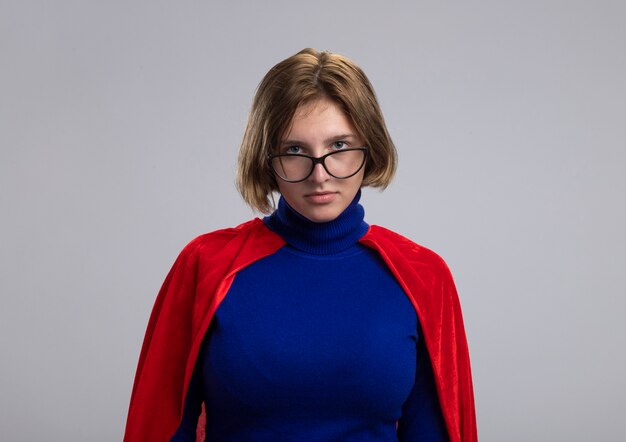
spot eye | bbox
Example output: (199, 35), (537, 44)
(284, 145), (302, 154)
(332, 141), (347, 150)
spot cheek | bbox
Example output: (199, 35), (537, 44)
(276, 180), (288, 196)
(348, 170), (366, 191)
(276, 181), (300, 204)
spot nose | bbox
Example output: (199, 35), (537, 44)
(308, 162), (330, 183)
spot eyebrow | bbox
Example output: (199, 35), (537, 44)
(280, 134), (356, 146)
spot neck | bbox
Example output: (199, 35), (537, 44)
(264, 190), (369, 255)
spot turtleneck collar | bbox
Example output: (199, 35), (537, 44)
(263, 190), (369, 255)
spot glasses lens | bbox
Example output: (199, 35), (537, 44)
(271, 155), (312, 182)
(324, 150), (365, 178)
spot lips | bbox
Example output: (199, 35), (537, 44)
(304, 191), (337, 204)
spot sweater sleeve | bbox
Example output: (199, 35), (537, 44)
(397, 328), (450, 442)
(170, 352), (204, 441)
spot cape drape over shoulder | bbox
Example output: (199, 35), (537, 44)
(124, 219), (477, 441)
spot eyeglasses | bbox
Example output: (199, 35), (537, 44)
(268, 147), (368, 183)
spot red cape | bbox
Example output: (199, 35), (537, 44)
(124, 219), (477, 441)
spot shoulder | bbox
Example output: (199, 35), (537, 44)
(176, 218), (271, 262)
(360, 225), (453, 279)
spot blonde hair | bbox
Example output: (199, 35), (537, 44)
(237, 48), (397, 213)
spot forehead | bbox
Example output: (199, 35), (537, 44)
(284, 98), (357, 138)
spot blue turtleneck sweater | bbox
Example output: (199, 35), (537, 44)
(172, 193), (448, 441)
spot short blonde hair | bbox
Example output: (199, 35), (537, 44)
(237, 48), (397, 213)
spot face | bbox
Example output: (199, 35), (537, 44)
(274, 97), (365, 223)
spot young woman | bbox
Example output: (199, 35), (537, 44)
(124, 48), (477, 442)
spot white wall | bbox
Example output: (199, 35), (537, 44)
(1, 1), (624, 440)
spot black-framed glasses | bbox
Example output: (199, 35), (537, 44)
(268, 147), (368, 183)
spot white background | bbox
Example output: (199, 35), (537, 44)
(1, 1), (625, 440)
